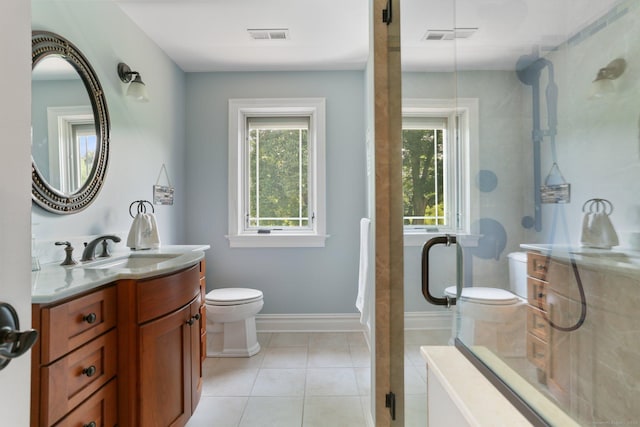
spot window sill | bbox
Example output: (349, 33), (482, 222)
(226, 234), (329, 248)
(404, 231), (456, 247)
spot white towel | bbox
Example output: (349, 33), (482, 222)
(356, 218), (371, 326)
(127, 212), (161, 250)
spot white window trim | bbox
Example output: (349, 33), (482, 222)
(227, 98), (328, 248)
(402, 98), (479, 247)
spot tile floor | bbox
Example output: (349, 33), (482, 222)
(187, 329), (450, 427)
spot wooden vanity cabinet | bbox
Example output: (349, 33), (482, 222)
(525, 251), (580, 406)
(117, 262), (204, 427)
(31, 285), (118, 427)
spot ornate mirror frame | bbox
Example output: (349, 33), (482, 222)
(31, 31), (110, 214)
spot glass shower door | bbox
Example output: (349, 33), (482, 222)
(445, 0), (640, 425)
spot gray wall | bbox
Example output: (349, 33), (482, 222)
(31, 0), (187, 253)
(185, 71), (367, 314)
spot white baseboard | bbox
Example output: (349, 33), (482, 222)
(255, 311), (452, 333)
(405, 311), (452, 330)
(256, 313), (364, 332)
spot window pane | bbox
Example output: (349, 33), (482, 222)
(402, 127), (446, 226)
(249, 125), (309, 228)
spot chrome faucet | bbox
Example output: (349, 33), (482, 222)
(81, 235), (121, 262)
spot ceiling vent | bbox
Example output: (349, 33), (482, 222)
(422, 28), (478, 41)
(423, 30), (454, 41)
(247, 29), (289, 40)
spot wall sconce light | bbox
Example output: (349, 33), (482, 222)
(589, 58), (626, 99)
(117, 62), (149, 102)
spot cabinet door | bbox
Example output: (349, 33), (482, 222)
(546, 290), (580, 406)
(139, 303), (191, 427)
(191, 299), (203, 414)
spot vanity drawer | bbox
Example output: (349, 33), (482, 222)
(526, 332), (547, 371)
(527, 277), (548, 311)
(41, 330), (117, 426)
(137, 264), (200, 324)
(40, 286), (117, 365)
(527, 252), (549, 280)
(527, 306), (549, 341)
(53, 379), (117, 427)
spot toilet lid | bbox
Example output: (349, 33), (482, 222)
(206, 288), (263, 306)
(444, 286), (520, 305)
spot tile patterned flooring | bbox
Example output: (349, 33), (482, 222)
(186, 329), (450, 427)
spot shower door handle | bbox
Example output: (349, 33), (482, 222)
(421, 235), (456, 306)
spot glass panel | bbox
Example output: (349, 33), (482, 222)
(452, 0), (638, 425)
(404, 0), (640, 425)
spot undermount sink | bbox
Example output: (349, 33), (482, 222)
(82, 253), (180, 270)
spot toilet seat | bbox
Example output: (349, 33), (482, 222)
(206, 288), (263, 306)
(444, 286), (520, 305)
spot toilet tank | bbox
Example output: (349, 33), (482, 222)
(507, 252), (528, 298)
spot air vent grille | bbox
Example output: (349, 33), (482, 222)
(248, 28), (289, 40)
(423, 28), (478, 41)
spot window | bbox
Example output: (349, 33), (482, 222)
(228, 98), (327, 248)
(402, 99), (478, 246)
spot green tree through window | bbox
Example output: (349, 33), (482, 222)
(402, 124), (445, 226)
(248, 118), (309, 228)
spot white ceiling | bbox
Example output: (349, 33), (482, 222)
(113, 0), (622, 72)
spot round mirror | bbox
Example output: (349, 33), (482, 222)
(31, 31), (110, 214)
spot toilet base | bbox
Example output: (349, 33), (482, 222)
(206, 317), (261, 358)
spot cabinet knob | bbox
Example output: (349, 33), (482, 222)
(186, 313), (201, 326)
(82, 365), (97, 377)
(84, 422), (96, 427)
(83, 313), (97, 324)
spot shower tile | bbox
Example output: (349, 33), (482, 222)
(305, 368), (359, 396)
(239, 397), (304, 427)
(303, 396), (366, 426)
(186, 396), (247, 427)
(251, 368), (306, 396)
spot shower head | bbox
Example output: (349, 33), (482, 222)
(516, 54), (551, 86)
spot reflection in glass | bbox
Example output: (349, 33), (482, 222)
(403, 0), (639, 425)
(31, 55), (96, 196)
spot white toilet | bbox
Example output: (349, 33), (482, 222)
(205, 288), (264, 357)
(444, 252), (528, 357)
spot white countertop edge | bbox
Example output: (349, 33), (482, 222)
(420, 346), (533, 427)
(32, 245), (209, 304)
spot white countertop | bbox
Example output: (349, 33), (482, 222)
(32, 245), (209, 304)
(521, 243), (640, 276)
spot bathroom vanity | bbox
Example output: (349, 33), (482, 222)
(30, 246), (208, 427)
(522, 245), (640, 424)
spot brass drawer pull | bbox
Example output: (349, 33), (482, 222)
(82, 365), (97, 377)
(84, 422), (96, 427)
(83, 313), (97, 324)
